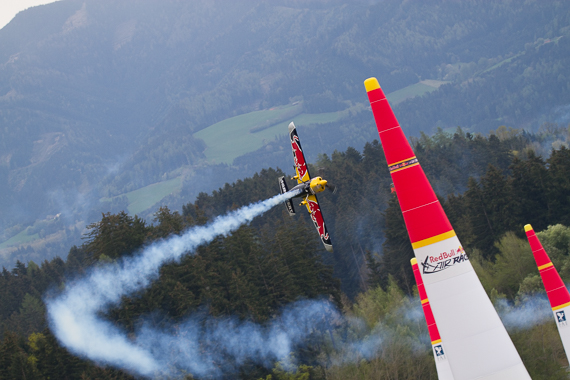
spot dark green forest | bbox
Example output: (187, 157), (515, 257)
(2, 128), (570, 379)
(2, 0), (570, 269)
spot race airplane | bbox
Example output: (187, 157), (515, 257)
(278, 122), (335, 252)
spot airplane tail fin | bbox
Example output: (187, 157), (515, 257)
(278, 176), (296, 216)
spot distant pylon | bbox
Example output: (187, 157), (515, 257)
(524, 224), (570, 362)
(411, 258), (454, 380)
(364, 77), (530, 379)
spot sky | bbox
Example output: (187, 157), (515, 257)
(0, 0), (60, 30)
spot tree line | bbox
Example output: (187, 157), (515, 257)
(2, 127), (570, 378)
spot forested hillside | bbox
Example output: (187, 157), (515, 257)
(2, 129), (570, 379)
(2, 0), (570, 268)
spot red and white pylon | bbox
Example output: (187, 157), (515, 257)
(411, 258), (454, 380)
(524, 224), (570, 363)
(364, 77), (530, 379)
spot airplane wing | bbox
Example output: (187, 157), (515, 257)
(289, 122), (311, 184)
(305, 194), (333, 252)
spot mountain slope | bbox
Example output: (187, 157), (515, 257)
(1, 0), (570, 266)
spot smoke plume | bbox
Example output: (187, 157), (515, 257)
(496, 293), (556, 330)
(45, 190), (345, 378)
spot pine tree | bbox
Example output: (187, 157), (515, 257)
(365, 250), (383, 289)
(546, 146), (570, 226)
(0, 331), (19, 380)
(152, 206), (185, 239)
(480, 165), (516, 235)
(509, 152), (550, 232)
(443, 192), (474, 248)
(380, 196), (415, 293)
(84, 211), (150, 262)
(465, 176), (497, 259)
(31, 330), (86, 380)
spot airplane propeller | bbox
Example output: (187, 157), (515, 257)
(317, 167), (337, 194)
(326, 183), (337, 194)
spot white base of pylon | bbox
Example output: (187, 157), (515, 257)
(553, 304), (570, 364)
(432, 342), (454, 380)
(414, 235), (531, 380)
(470, 364), (534, 380)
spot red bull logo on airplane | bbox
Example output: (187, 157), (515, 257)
(308, 198), (329, 241)
(291, 134), (308, 180)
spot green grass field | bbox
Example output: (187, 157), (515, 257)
(195, 80), (449, 164)
(386, 80), (448, 105)
(101, 80), (449, 217)
(194, 104), (342, 164)
(125, 176), (183, 215)
(125, 176), (182, 215)
(101, 176), (184, 216)
(0, 228), (39, 249)
(0, 177), (184, 249)
(1, 80), (451, 243)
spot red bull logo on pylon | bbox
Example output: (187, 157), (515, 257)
(422, 246), (468, 274)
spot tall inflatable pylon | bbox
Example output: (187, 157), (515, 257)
(411, 258), (454, 380)
(364, 77), (530, 379)
(524, 224), (570, 362)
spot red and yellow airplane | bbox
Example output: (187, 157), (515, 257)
(278, 122), (335, 252)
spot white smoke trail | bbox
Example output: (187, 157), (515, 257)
(496, 293), (554, 330)
(337, 291), (558, 366)
(329, 297), (429, 366)
(46, 190), (343, 378)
